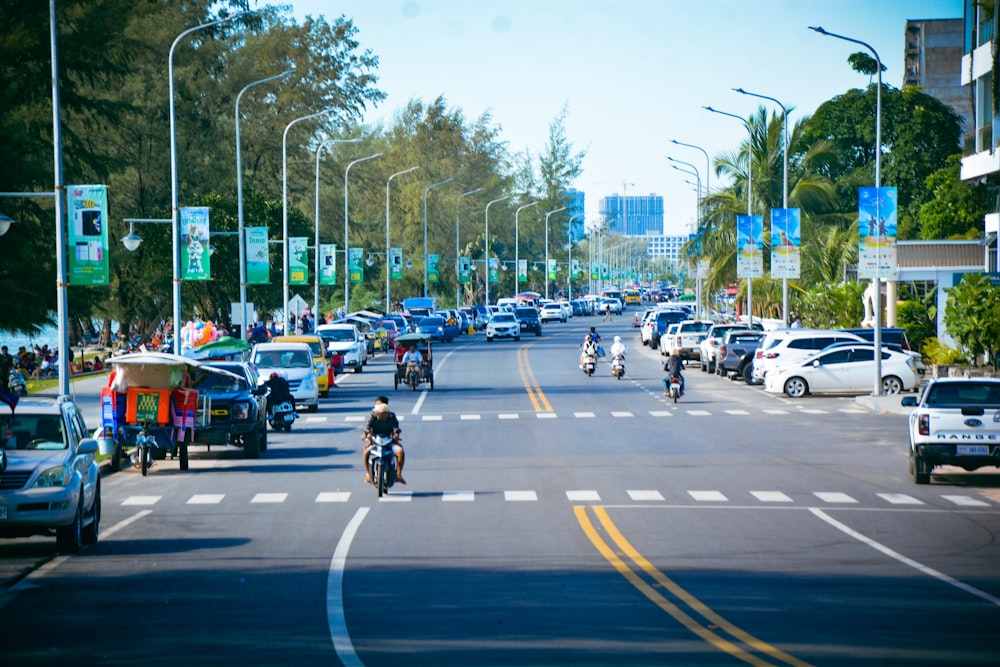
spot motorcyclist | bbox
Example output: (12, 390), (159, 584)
(610, 335), (627, 359)
(580, 334), (599, 369)
(264, 372), (293, 411)
(401, 344), (424, 381)
(663, 349), (685, 395)
(362, 396), (404, 484)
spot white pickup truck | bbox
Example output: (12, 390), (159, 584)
(670, 320), (714, 362)
(901, 377), (1000, 484)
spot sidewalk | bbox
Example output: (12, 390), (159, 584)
(854, 393), (913, 415)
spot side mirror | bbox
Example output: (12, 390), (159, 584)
(812, 360), (820, 367)
(901, 396), (917, 407)
(77, 438), (99, 456)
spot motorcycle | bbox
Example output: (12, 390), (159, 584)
(668, 374), (683, 403)
(267, 400), (297, 432)
(367, 433), (397, 497)
(581, 353), (596, 377)
(405, 361), (421, 391)
(610, 354), (626, 379)
(8, 368), (27, 396)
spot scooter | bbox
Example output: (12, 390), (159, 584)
(668, 374), (683, 403)
(610, 354), (626, 379)
(267, 400), (297, 432)
(368, 433), (397, 498)
(581, 354), (596, 377)
(8, 368), (27, 396)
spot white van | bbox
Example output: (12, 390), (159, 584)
(752, 329), (864, 384)
(251, 342), (319, 413)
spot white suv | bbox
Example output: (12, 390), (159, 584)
(486, 312), (521, 341)
(752, 329), (864, 384)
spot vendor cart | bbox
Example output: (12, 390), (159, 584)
(393, 333), (433, 391)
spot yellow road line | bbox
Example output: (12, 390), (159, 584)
(517, 344), (552, 412)
(574, 506), (812, 667)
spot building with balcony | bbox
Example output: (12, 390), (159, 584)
(905, 19), (971, 140)
(599, 193), (664, 236)
(565, 188), (585, 242)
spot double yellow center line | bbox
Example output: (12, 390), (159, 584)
(575, 505), (812, 667)
(517, 344), (552, 412)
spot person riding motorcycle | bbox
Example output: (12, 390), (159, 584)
(663, 349), (685, 395)
(401, 344), (424, 381)
(264, 372), (293, 410)
(580, 334), (599, 369)
(362, 396), (404, 484)
(610, 335), (627, 359)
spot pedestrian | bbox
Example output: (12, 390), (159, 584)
(0, 345), (13, 390)
(602, 301), (611, 322)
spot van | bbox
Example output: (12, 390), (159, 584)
(272, 334), (331, 397)
(752, 329), (864, 384)
(251, 342), (320, 412)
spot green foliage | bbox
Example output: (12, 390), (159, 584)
(795, 281), (865, 329)
(944, 273), (1000, 368)
(895, 300), (935, 352)
(912, 155), (990, 239)
(921, 337), (966, 365)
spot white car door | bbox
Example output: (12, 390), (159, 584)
(841, 347), (877, 392)
(805, 348), (853, 392)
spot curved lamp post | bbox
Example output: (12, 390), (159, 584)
(236, 68), (294, 336)
(734, 86), (790, 327)
(423, 177), (454, 297)
(170, 11), (247, 348)
(670, 139), (710, 197)
(386, 166), (421, 312)
(343, 152), (382, 313)
(566, 213), (582, 300)
(810, 25), (884, 395)
(484, 195), (511, 305)
(314, 137), (362, 319)
(544, 206), (568, 300)
(514, 201), (538, 291)
(668, 158), (705, 318)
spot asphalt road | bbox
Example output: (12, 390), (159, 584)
(2, 314), (999, 666)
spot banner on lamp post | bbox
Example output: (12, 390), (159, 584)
(547, 259), (557, 281)
(348, 247), (364, 284)
(517, 259), (527, 283)
(181, 206), (211, 281)
(770, 208), (801, 279)
(571, 259), (581, 280)
(390, 247), (403, 279)
(289, 237), (308, 285)
(736, 215), (764, 278)
(67, 184), (109, 286)
(487, 258), (499, 283)
(319, 244), (336, 285)
(427, 254), (439, 282)
(458, 256), (471, 284)
(858, 186), (898, 280)
(246, 227), (269, 284)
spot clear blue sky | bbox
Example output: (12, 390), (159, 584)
(286, 0), (964, 236)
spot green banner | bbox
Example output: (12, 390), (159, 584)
(571, 258), (580, 280)
(349, 247), (364, 284)
(487, 258), (499, 283)
(517, 259), (527, 284)
(320, 244), (336, 285)
(246, 227), (269, 284)
(458, 256), (471, 284)
(547, 259), (557, 281)
(290, 237), (308, 285)
(590, 264), (598, 280)
(428, 254), (439, 282)
(390, 247), (403, 280)
(181, 207), (211, 281)
(67, 184), (109, 286)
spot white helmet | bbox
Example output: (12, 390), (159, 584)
(613, 335), (621, 343)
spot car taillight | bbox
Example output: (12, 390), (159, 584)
(718, 345), (727, 360)
(755, 349), (762, 359)
(763, 351), (779, 359)
(918, 413), (930, 436)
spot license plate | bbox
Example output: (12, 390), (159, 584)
(956, 445), (989, 456)
(0, 504), (7, 520)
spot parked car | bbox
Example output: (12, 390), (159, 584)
(901, 378), (1000, 484)
(669, 320), (714, 361)
(416, 315), (459, 343)
(648, 309), (689, 349)
(716, 330), (766, 382)
(514, 307), (542, 336)
(699, 323), (760, 373)
(250, 342), (319, 412)
(272, 334), (331, 397)
(486, 312), (520, 341)
(199, 361), (269, 458)
(0, 395), (101, 553)
(316, 323), (367, 373)
(764, 343), (920, 398)
(753, 329), (864, 384)
(658, 323), (683, 357)
(540, 302), (566, 323)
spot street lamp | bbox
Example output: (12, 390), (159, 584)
(484, 195), (511, 305)
(810, 25), (885, 396)
(236, 67), (294, 337)
(343, 152), (382, 313)
(386, 166), (421, 312)
(704, 105), (755, 328)
(670, 139), (710, 196)
(669, 158), (705, 319)
(0, 212), (13, 236)
(514, 201), (538, 292)
(544, 206), (568, 300)
(283, 109), (333, 332)
(566, 213), (582, 300)
(314, 137), (362, 320)
(170, 11), (247, 349)
(734, 86), (790, 327)
(423, 177), (454, 297)
(455, 188), (482, 308)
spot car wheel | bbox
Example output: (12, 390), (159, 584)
(535, 330), (541, 337)
(741, 364), (755, 385)
(515, 336), (520, 341)
(308, 403), (318, 413)
(910, 449), (931, 484)
(259, 424), (268, 452)
(56, 500), (83, 554)
(354, 365), (363, 373)
(882, 376), (903, 395)
(784, 377), (808, 398)
(243, 429), (261, 459)
(487, 336), (493, 342)
(81, 484), (101, 546)
(700, 361), (707, 373)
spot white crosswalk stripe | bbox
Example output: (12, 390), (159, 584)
(574, 412), (596, 418)
(442, 491), (475, 502)
(187, 494), (224, 504)
(877, 493), (924, 505)
(566, 490), (601, 502)
(814, 492), (858, 504)
(725, 410), (750, 415)
(628, 490), (665, 501)
(505, 490), (538, 501)
(942, 495), (989, 507)
(251, 493), (287, 503)
(687, 410), (711, 416)
(329, 407), (888, 421)
(611, 411), (634, 417)
(316, 492), (351, 502)
(751, 491), (793, 503)
(689, 490), (728, 502)
(122, 496), (160, 506)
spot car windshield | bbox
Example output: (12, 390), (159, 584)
(515, 308), (536, 317)
(420, 317), (443, 325)
(321, 329), (356, 342)
(494, 314), (516, 322)
(0, 413), (67, 450)
(198, 372), (247, 393)
(926, 382), (1000, 408)
(253, 350), (312, 368)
